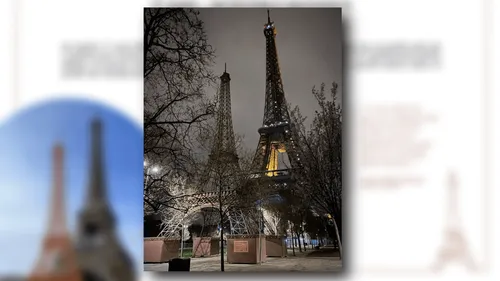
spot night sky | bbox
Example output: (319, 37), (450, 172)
(198, 8), (343, 150)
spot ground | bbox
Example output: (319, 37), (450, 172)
(144, 246), (342, 272)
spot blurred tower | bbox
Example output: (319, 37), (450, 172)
(432, 171), (476, 272)
(76, 119), (134, 281)
(28, 145), (82, 281)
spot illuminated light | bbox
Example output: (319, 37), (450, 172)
(151, 166), (160, 173)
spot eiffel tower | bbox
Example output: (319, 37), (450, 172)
(245, 10), (304, 237)
(199, 64), (251, 235)
(159, 64), (251, 237)
(76, 119), (135, 281)
(28, 145), (82, 281)
(201, 64), (239, 193)
(251, 10), (301, 183)
(157, 65), (252, 238)
(431, 171), (476, 272)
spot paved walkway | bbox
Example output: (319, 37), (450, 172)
(145, 248), (342, 272)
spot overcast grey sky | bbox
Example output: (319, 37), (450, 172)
(198, 8), (343, 150)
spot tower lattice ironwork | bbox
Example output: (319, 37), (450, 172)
(201, 64), (240, 193)
(213, 63), (238, 172)
(252, 10), (301, 183)
(201, 65), (251, 235)
(160, 66), (253, 238)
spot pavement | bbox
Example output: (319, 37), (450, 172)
(144, 248), (342, 272)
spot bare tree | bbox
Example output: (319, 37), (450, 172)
(144, 169), (195, 214)
(303, 210), (324, 247)
(195, 119), (267, 271)
(181, 225), (190, 241)
(143, 8), (217, 218)
(289, 82), (342, 258)
(262, 209), (282, 235)
(144, 174), (196, 238)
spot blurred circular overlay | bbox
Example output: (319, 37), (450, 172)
(0, 98), (143, 277)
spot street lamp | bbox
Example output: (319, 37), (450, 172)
(180, 223), (185, 257)
(151, 166), (159, 174)
(257, 202), (263, 264)
(144, 160), (160, 188)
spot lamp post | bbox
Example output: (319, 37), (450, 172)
(257, 200), (263, 264)
(180, 223), (184, 257)
(327, 213), (342, 259)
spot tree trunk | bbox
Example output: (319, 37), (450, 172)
(296, 232), (302, 252)
(220, 224), (224, 271)
(331, 216), (342, 260)
(301, 232), (307, 251)
(219, 185), (224, 271)
(334, 208), (342, 242)
(179, 227), (184, 257)
(290, 222), (296, 256)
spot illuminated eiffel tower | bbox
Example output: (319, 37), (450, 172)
(251, 10), (301, 185)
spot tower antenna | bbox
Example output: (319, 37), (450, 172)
(267, 9), (271, 24)
(225, 63), (227, 73)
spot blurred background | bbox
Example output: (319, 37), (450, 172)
(0, 99), (144, 279)
(0, 0), (498, 280)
